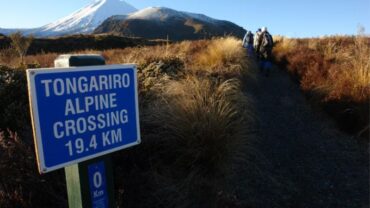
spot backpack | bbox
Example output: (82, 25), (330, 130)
(262, 32), (273, 48)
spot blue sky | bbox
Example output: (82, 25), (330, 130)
(0, 0), (369, 37)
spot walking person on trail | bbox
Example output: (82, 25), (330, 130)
(259, 26), (274, 76)
(242, 31), (254, 57)
(254, 28), (262, 59)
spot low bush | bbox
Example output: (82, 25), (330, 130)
(0, 66), (31, 136)
(142, 77), (253, 207)
(0, 130), (66, 208)
(273, 35), (370, 135)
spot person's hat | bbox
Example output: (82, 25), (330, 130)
(262, 27), (268, 32)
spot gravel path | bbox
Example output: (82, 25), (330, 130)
(240, 65), (369, 208)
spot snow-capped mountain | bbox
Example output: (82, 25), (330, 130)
(125, 7), (216, 23)
(37, 0), (136, 37)
(0, 0), (137, 37)
(0, 1), (245, 40)
(94, 7), (246, 40)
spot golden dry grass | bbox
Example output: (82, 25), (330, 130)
(0, 37), (256, 207)
(321, 35), (370, 101)
(194, 38), (245, 70)
(1, 37), (248, 78)
(273, 35), (370, 102)
(140, 76), (254, 207)
(114, 37), (255, 207)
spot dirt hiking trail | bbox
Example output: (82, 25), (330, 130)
(239, 65), (369, 208)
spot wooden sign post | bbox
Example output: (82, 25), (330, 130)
(57, 55), (114, 208)
(65, 156), (114, 208)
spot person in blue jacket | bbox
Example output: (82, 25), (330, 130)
(242, 30), (254, 57)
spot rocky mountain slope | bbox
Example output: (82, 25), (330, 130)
(94, 7), (246, 40)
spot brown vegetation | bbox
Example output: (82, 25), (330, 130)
(0, 31), (367, 207)
(0, 131), (66, 208)
(273, 35), (370, 102)
(0, 37), (257, 207)
(9, 32), (33, 65)
(273, 34), (370, 135)
(0, 34), (166, 63)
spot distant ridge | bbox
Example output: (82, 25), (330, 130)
(94, 7), (246, 40)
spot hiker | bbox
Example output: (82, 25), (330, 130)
(254, 28), (262, 59)
(259, 27), (274, 76)
(242, 30), (254, 57)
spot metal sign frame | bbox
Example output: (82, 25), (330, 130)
(27, 64), (141, 173)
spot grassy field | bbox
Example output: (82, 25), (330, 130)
(0, 33), (368, 207)
(273, 34), (370, 136)
(0, 37), (258, 207)
(0, 34), (165, 59)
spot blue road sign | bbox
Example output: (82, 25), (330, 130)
(27, 65), (141, 173)
(88, 161), (109, 208)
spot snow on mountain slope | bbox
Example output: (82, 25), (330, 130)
(126, 7), (217, 23)
(95, 7), (246, 41)
(1, 2), (244, 39)
(36, 0), (137, 36)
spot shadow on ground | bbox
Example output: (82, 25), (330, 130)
(236, 63), (369, 208)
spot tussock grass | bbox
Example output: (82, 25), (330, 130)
(193, 37), (246, 74)
(273, 35), (299, 55)
(273, 35), (370, 102)
(1, 37), (248, 77)
(140, 76), (255, 207)
(320, 34), (370, 102)
(273, 34), (370, 135)
(0, 37), (259, 207)
(150, 77), (251, 177)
